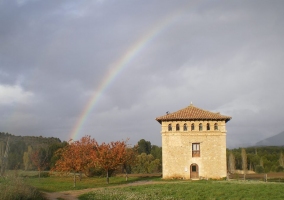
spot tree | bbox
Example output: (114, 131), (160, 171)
(8, 140), (26, 170)
(255, 165), (264, 173)
(23, 146), (33, 170)
(132, 153), (161, 173)
(30, 147), (49, 178)
(148, 158), (162, 173)
(0, 141), (5, 172)
(0, 137), (10, 176)
(94, 140), (128, 184)
(279, 152), (284, 167)
(137, 139), (151, 154)
(53, 136), (97, 187)
(241, 148), (247, 180)
(47, 141), (68, 170)
(276, 166), (284, 172)
(121, 146), (138, 181)
(228, 151), (235, 174)
(151, 145), (162, 160)
(260, 157), (264, 167)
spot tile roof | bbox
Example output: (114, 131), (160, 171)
(156, 103), (231, 124)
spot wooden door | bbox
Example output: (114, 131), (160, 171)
(190, 164), (199, 179)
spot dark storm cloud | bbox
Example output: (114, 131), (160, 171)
(0, 0), (284, 148)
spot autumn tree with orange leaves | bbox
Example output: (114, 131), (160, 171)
(94, 140), (129, 184)
(53, 136), (97, 187)
(53, 136), (133, 186)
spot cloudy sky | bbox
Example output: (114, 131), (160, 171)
(0, 0), (283, 148)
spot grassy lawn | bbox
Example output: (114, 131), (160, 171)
(79, 180), (284, 200)
(5, 170), (284, 199)
(24, 175), (161, 192)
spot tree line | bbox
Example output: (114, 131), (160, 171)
(227, 146), (284, 175)
(4, 131), (284, 180)
(51, 137), (161, 185)
(0, 133), (161, 183)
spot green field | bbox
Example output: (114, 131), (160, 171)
(24, 175), (161, 192)
(2, 171), (284, 200)
(79, 181), (284, 200)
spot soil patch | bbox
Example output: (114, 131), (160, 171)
(43, 180), (164, 200)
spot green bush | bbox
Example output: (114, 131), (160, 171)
(84, 167), (104, 177)
(255, 165), (265, 173)
(276, 166), (284, 172)
(40, 172), (50, 177)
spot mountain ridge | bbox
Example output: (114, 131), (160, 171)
(255, 131), (284, 146)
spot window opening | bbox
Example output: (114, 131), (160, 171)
(207, 123), (210, 130)
(168, 124), (172, 131)
(183, 123), (187, 131)
(191, 123), (195, 131)
(214, 123), (218, 130)
(176, 124), (180, 131)
(199, 123), (203, 131)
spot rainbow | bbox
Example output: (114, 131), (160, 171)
(69, 3), (195, 140)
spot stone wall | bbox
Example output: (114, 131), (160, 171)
(161, 120), (227, 179)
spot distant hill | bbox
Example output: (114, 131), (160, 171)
(0, 132), (62, 148)
(255, 131), (284, 146)
(0, 132), (66, 170)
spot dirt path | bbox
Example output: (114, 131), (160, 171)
(43, 180), (165, 200)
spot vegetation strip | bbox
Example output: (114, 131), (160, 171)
(78, 180), (284, 200)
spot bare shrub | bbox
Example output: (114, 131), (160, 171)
(0, 175), (45, 200)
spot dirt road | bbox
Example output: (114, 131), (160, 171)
(43, 180), (163, 200)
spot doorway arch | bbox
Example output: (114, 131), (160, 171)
(190, 163), (199, 179)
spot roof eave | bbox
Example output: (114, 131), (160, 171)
(156, 117), (232, 123)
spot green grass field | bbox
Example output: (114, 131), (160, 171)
(24, 174), (161, 192)
(79, 180), (284, 200)
(3, 171), (284, 200)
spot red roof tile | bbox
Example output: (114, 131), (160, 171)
(156, 104), (231, 124)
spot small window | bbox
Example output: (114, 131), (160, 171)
(176, 124), (180, 131)
(168, 124), (172, 131)
(199, 123), (203, 131)
(183, 123), (187, 131)
(214, 123), (218, 130)
(191, 123), (195, 131)
(192, 143), (200, 157)
(207, 123), (210, 131)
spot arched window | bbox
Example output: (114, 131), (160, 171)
(207, 123), (210, 131)
(168, 124), (172, 131)
(191, 123), (195, 131)
(176, 124), (180, 131)
(183, 123), (187, 131)
(214, 123), (218, 130)
(199, 123), (203, 131)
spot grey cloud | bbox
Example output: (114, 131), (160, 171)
(0, 0), (284, 147)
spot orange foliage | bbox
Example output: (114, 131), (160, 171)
(53, 136), (135, 184)
(53, 135), (97, 174)
(94, 140), (128, 172)
(93, 140), (130, 183)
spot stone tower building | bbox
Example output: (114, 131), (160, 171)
(156, 103), (231, 179)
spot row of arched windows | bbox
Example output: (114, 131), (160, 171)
(168, 123), (218, 131)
